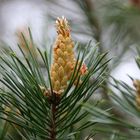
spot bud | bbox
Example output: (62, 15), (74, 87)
(58, 57), (65, 66)
(80, 63), (88, 75)
(61, 76), (68, 86)
(58, 66), (65, 79)
(133, 79), (140, 108)
(57, 49), (64, 57)
(64, 51), (68, 59)
(54, 80), (61, 91)
(59, 43), (65, 51)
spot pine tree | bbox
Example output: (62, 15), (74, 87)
(1, 0), (140, 139)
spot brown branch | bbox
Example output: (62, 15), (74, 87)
(50, 103), (57, 140)
(48, 93), (60, 140)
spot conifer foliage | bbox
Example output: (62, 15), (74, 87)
(0, 17), (109, 140)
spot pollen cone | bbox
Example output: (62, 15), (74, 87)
(50, 16), (87, 95)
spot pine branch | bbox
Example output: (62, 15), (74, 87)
(0, 17), (109, 140)
(50, 102), (57, 140)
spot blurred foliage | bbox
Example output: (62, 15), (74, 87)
(83, 47), (140, 140)
(46, 0), (140, 67)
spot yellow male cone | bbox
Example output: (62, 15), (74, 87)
(50, 16), (87, 95)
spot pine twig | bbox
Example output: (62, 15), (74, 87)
(50, 102), (57, 140)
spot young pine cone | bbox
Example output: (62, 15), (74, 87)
(50, 16), (88, 95)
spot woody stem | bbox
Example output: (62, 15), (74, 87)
(50, 103), (57, 140)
